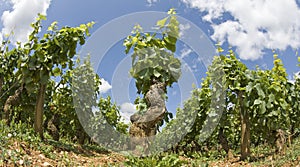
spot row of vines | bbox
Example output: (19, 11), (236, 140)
(123, 9), (300, 160)
(173, 47), (300, 160)
(0, 11), (299, 161)
(0, 15), (127, 145)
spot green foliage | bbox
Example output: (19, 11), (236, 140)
(123, 9), (181, 132)
(92, 96), (128, 135)
(72, 56), (99, 134)
(174, 46), (300, 156)
(72, 56), (128, 144)
(18, 15), (94, 93)
(0, 15), (127, 144)
(1, 10), (300, 166)
(1, 119), (300, 166)
(0, 119), (43, 165)
(123, 8), (181, 96)
(0, 119), (111, 166)
(134, 96), (148, 115)
(0, 14), (96, 138)
(130, 47), (181, 95)
(124, 153), (185, 167)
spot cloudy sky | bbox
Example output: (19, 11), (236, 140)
(0, 0), (299, 123)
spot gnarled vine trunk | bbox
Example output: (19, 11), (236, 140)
(0, 76), (3, 96)
(218, 127), (229, 154)
(34, 84), (46, 140)
(239, 91), (251, 160)
(3, 85), (23, 124)
(47, 113), (60, 141)
(129, 82), (166, 150)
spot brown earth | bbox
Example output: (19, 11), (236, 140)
(1, 138), (300, 166)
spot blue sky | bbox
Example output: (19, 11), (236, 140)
(0, 0), (300, 123)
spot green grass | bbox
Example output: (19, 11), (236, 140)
(0, 120), (109, 166)
(0, 120), (299, 166)
(250, 137), (300, 166)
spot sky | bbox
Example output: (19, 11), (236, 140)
(0, 0), (300, 124)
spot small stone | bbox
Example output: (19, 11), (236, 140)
(7, 133), (12, 138)
(42, 162), (52, 167)
(7, 150), (11, 156)
(38, 154), (45, 159)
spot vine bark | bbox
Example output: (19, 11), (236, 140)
(129, 81), (166, 150)
(239, 91), (251, 160)
(3, 85), (23, 124)
(34, 84), (46, 139)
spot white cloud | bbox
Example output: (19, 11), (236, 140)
(181, 0), (226, 22)
(0, 0), (51, 44)
(181, 0), (300, 60)
(146, 0), (159, 6)
(99, 78), (112, 93)
(288, 71), (300, 84)
(179, 23), (191, 38)
(119, 102), (136, 124)
(180, 46), (192, 59)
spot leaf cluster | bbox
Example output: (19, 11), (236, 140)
(173, 46), (300, 152)
(123, 8), (181, 96)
